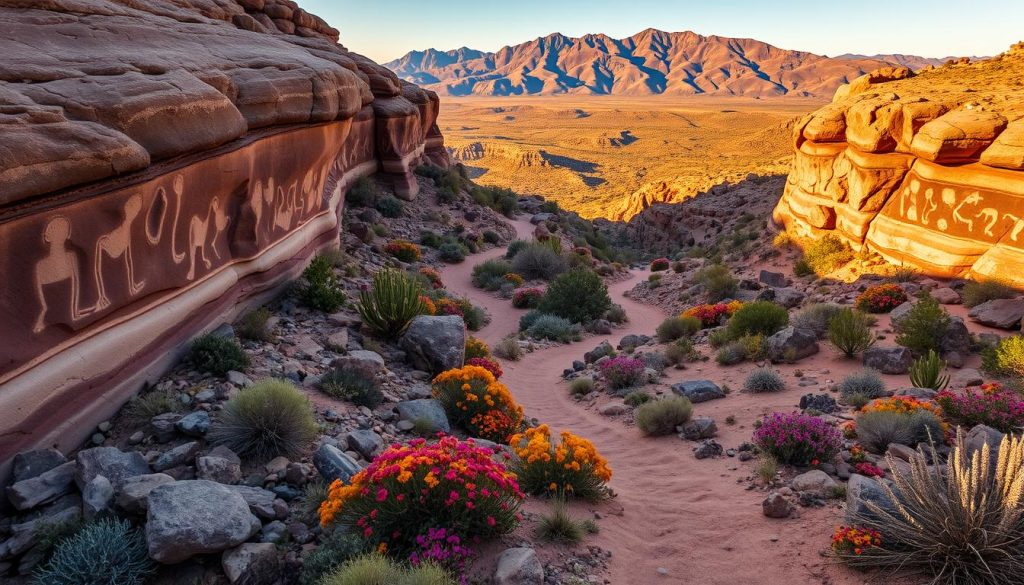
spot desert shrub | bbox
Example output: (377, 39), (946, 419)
(493, 336), (523, 361)
(936, 387), (1024, 434)
(319, 437), (522, 556)
(650, 258), (670, 271)
(569, 377), (595, 396)
(32, 519), (153, 585)
(624, 391), (652, 406)
(420, 230), (444, 249)
(504, 239), (529, 259)
(894, 296), (950, 354)
(357, 269), (426, 339)
(346, 176), (378, 208)
(856, 283), (908, 314)
(605, 304), (628, 324)
(464, 336), (491, 360)
(744, 367), (786, 393)
(510, 243), (568, 280)
(372, 223), (390, 237)
(716, 341), (748, 366)
(828, 308), (876, 358)
(791, 303), (843, 339)
(318, 367), (383, 408)
(432, 296), (487, 331)
(753, 412), (841, 465)
(656, 316), (701, 342)
(981, 335), (1024, 379)
(210, 378), (317, 460)
(432, 365), (523, 442)
(300, 254), (347, 312)
(772, 231), (795, 249)
(839, 433), (1024, 584)
(318, 553), (455, 585)
(437, 242), (467, 263)
(598, 356), (646, 389)
(535, 499), (586, 543)
(121, 389), (182, 426)
(510, 425), (612, 501)
(512, 287), (543, 309)
(375, 195), (404, 218)
(236, 307), (274, 342)
(483, 230), (501, 244)
(793, 258), (814, 277)
(909, 350), (949, 390)
(695, 264), (738, 302)
(472, 259), (514, 291)
(962, 278), (1017, 308)
(466, 357), (502, 379)
(526, 314), (576, 342)
(519, 310), (542, 332)
(801, 234), (853, 276)
(635, 396), (693, 436)
(385, 240), (421, 263)
(471, 185), (519, 216)
(299, 480), (330, 524)
(683, 301), (742, 328)
(187, 333), (249, 376)
(725, 301), (789, 339)
(840, 369), (886, 399)
(298, 531), (366, 585)
(665, 338), (699, 366)
(855, 410), (931, 453)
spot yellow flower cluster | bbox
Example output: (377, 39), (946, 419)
(433, 365), (523, 442)
(509, 425), (612, 499)
(465, 336), (491, 360)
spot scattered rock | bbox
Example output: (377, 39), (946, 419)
(766, 327), (819, 363)
(968, 298), (1024, 329)
(347, 429), (384, 459)
(599, 402), (627, 416)
(799, 394), (837, 414)
(332, 350), (387, 376)
(862, 346), (914, 374)
(494, 547), (544, 585)
(759, 270), (787, 288)
(146, 480), (260, 564)
(82, 474), (115, 520)
(762, 492), (793, 518)
(226, 485), (279, 520)
(313, 444), (363, 483)
(617, 334), (651, 350)
(116, 473), (176, 514)
(932, 287), (961, 304)
(584, 341), (614, 364)
(790, 470), (838, 494)
(153, 441), (201, 472)
(693, 439), (723, 459)
(845, 473), (894, 523)
(11, 449), (67, 483)
(399, 315), (466, 373)
(951, 368), (984, 388)
(965, 424), (1006, 457)
(679, 417), (717, 440)
(6, 461), (75, 511)
(670, 380), (725, 403)
(395, 399), (451, 434)
(222, 543), (280, 585)
(176, 411), (211, 437)
(75, 446), (151, 489)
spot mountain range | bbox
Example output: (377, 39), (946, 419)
(385, 29), (946, 98)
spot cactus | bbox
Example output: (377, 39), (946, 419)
(357, 269), (426, 339)
(909, 349), (950, 390)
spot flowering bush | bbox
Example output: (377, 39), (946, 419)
(860, 396), (944, 420)
(855, 283), (908, 313)
(466, 357), (503, 379)
(435, 297), (465, 317)
(419, 296), (436, 315)
(319, 436), (522, 556)
(650, 258), (670, 271)
(848, 444), (867, 463)
(432, 366), (523, 442)
(980, 381), (1005, 394)
(573, 246), (592, 257)
(503, 273), (525, 287)
(841, 420), (857, 440)
(419, 267), (444, 289)
(465, 336), (490, 360)
(831, 526), (881, 557)
(385, 240), (421, 263)
(854, 462), (885, 478)
(409, 527), (474, 577)
(598, 357), (646, 389)
(512, 287), (544, 309)
(682, 301), (743, 328)
(510, 425), (612, 501)
(753, 412), (842, 466)
(936, 388), (1024, 433)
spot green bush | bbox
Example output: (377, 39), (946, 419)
(483, 230), (501, 244)
(982, 335), (1024, 379)
(606, 304), (628, 324)
(346, 177), (378, 208)
(909, 350), (949, 390)
(357, 269), (426, 339)
(716, 341), (747, 365)
(726, 301), (789, 339)
(420, 230), (444, 248)
(801, 234), (853, 275)
(493, 336), (523, 361)
(538, 268), (611, 323)
(236, 307), (274, 342)
(839, 368), (886, 399)
(187, 333), (249, 376)
(210, 378), (318, 460)
(471, 185), (519, 217)
(656, 316), (701, 342)
(624, 391), (652, 407)
(707, 328), (731, 349)
(527, 314), (576, 342)
(569, 377), (595, 396)
(793, 258), (814, 277)
(696, 264), (738, 302)
(827, 308), (876, 358)
(744, 367), (786, 393)
(437, 242), (466, 263)
(121, 389), (182, 426)
(301, 254), (347, 312)
(510, 243), (568, 280)
(962, 278), (1017, 308)
(894, 296), (950, 354)
(855, 409), (942, 454)
(535, 499), (586, 544)
(299, 531), (367, 585)
(319, 554), (455, 585)
(504, 239), (529, 260)
(471, 259), (514, 291)
(375, 195), (404, 218)
(519, 309), (542, 332)
(318, 366), (384, 408)
(791, 303), (843, 339)
(665, 338), (699, 365)
(32, 519), (154, 585)
(635, 396), (693, 436)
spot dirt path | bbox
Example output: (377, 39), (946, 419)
(440, 219), (868, 585)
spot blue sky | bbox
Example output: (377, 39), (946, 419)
(305, 0), (1022, 63)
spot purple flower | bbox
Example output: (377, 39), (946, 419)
(753, 412), (841, 466)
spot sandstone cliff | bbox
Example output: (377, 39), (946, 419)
(0, 0), (446, 473)
(773, 44), (1024, 285)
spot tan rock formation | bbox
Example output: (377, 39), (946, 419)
(0, 0), (447, 478)
(773, 43), (1024, 286)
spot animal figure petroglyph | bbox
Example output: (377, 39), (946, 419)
(952, 192), (983, 232)
(1005, 214), (1024, 242)
(976, 208), (1000, 237)
(33, 217), (91, 333)
(185, 196), (230, 280)
(94, 195), (146, 310)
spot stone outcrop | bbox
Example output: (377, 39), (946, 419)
(774, 42), (1024, 285)
(0, 1), (448, 480)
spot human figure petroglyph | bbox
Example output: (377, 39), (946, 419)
(33, 217), (91, 333)
(171, 175), (187, 264)
(94, 194), (146, 310)
(921, 188), (938, 225)
(1005, 214), (1024, 242)
(952, 192), (983, 232)
(185, 196), (230, 280)
(976, 208), (1000, 237)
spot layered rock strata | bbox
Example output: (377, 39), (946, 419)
(773, 45), (1024, 284)
(0, 0), (447, 476)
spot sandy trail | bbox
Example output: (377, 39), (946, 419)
(440, 219), (871, 585)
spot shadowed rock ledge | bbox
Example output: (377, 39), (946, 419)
(0, 0), (448, 476)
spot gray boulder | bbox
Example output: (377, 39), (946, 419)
(153, 441), (201, 472)
(969, 298), (1024, 329)
(766, 326), (819, 363)
(313, 444), (363, 483)
(759, 270), (787, 288)
(116, 473), (175, 514)
(176, 411), (211, 437)
(395, 398), (450, 433)
(693, 439), (723, 459)
(762, 492), (793, 518)
(75, 446), (151, 489)
(0, 495), (81, 560)
(845, 473), (896, 523)
(618, 334), (651, 350)
(863, 346), (914, 374)
(6, 461), (75, 511)
(197, 446), (243, 484)
(670, 380), (725, 403)
(790, 470), (838, 495)
(584, 340), (613, 364)
(82, 475), (115, 520)
(331, 350), (387, 376)
(222, 543), (280, 585)
(939, 317), (972, 356)
(679, 417), (717, 440)
(347, 430), (384, 459)
(965, 424), (1006, 458)
(227, 485), (280, 520)
(399, 315), (466, 374)
(11, 448), (67, 483)
(494, 547), (544, 585)
(757, 287), (805, 308)
(146, 480), (260, 563)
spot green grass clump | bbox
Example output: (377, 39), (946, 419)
(839, 368), (886, 399)
(909, 350), (949, 390)
(743, 367), (786, 393)
(894, 296), (950, 354)
(656, 316), (701, 342)
(438, 242), (467, 263)
(300, 254), (347, 312)
(538, 268), (612, 324)
(32, 519), (154, 585)
(665, 338), (699, 366)
(121, 389), (183, 425)
(236, 307), (274, 342)
(624, 391), (652, 407)
(186, 333), (249, 376)
(535, 500), (587, 544)
(855, 410), (942, 454)
(827, 308), (876, 358)
(375, 195), (404, 218)
(357, 269), (426, 339)
(510, 243), (568, 280)
(801, 234), (853, 276)
(962, 278), (1017, 308)
(791, 303), (843, 339)
(527, 314), (577, 342)
(569, 377), (595, 396)
(726, 301), (789, 339)
(318, 367), (384, 408)
(299, 531), (367, 585)
(319, 554), (455, 585)
(471, 258), (514, 291)
(696, 264), (738, 302)
(209, 378), (318, 460)
(635, 396), (693, 436)
(346, 176), (379, 207)
(493, 336), (524, 361)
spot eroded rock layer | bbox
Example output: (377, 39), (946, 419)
(0, 0), (447, 471)
(773, 45), (1024, 284)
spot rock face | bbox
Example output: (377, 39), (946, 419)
(0, 0), (448, 481)
(774, 44), (1024, 286)
(399, 315), (467, 374)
